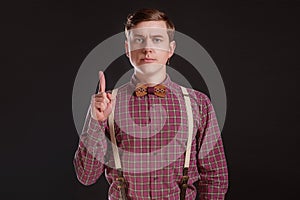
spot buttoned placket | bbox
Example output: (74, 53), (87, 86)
(148, 93), (163, 200)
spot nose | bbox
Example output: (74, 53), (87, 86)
(142, 46), (153, 53)
(142, 38), (154, 53)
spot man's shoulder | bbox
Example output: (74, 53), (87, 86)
(109, 82), (133, 95)
(173, 82), (210, 102)
(114, 82), (130, 90)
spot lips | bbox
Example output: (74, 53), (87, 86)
(141, 58), (156, 63)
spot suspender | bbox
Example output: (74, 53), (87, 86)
(108, 89), (127, 200)
(180, 86), (194, 200)
(108, 89), (121, 169)
(108, 87), (193, 200)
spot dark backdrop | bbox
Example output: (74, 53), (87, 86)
(1, 0), (300, 199)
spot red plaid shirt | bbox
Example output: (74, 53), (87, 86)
(73, 74), (228, 199)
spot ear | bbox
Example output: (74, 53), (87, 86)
(168, 41), (176, 58)
(125, 40), (129, 58)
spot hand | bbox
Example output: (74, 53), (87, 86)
(90, 71), (113, 121)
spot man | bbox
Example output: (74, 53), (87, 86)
(73, 8), (228, 200)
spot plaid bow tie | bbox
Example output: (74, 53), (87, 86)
(135, 84), (167, 97)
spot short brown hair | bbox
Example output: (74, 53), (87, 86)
(125, 8), (175, 41)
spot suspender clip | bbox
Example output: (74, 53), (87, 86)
(116, 169), (127, 200)
(180, 167), (189, 200)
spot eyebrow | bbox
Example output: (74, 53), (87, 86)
(131, 34), (145, 37)
(150, 35), (164, 38)
(131, 34), (165, 38)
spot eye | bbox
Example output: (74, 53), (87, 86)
(134, 37), (144, 44)
(153, 38), (163, 43)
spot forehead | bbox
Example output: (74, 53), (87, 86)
(133, 20), (168, 29)
(129, 21), (169, 36)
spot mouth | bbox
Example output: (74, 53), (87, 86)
(141, 58), (156, 63)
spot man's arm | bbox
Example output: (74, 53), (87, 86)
(73, 71), (113, 185)
(73, 106), (108, 185)
(197, 95), (229, 199)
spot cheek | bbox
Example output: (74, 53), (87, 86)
(128, 51), (139, 63)
(159, 52), (170, 62)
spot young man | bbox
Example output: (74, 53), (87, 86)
(73, 8), (228, 200)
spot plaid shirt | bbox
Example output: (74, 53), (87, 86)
(73, 74), (228, 200)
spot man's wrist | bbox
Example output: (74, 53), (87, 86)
(89, 117), (108, 132)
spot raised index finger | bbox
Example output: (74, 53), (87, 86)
(98, 71), (106, 93)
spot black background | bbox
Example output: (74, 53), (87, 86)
(2, 0), (300, 199)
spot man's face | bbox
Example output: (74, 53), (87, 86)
(125, 21), (175, 75)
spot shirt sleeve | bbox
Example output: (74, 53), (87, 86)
(197, 95), (229, 199)
(73, 105), (108, 185)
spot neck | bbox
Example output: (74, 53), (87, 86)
(134, 71), (166, 87)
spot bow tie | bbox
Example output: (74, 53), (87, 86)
(135, 84), (167, 97)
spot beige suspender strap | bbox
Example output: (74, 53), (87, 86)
(108, 88), (122, 169)
(107, 89), (127, 200)
(180, 86), (193, 200)
(180, 86), (193, 168)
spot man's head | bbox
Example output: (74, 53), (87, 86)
(124, 8), (176, 76)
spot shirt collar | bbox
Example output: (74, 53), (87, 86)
(129, 74), (173, 90)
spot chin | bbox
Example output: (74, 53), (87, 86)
(134, 63), (165, 74)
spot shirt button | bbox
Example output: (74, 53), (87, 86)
(153, 177), (158, 180)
